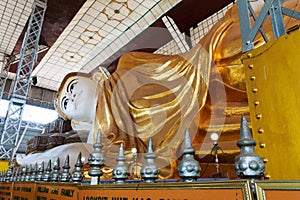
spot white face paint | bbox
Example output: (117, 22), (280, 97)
(60, 75), (98, 122)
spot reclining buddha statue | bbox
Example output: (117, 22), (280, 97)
(19, 0), (300, 179)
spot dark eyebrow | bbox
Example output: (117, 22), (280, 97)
(61, 96), (68, 110)
(66, 78), (78, 93)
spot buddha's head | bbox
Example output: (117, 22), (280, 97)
(56, 72), (102, 123)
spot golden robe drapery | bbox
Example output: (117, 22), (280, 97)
(93, 42), (212, 177)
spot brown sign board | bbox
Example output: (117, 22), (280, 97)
(78, 180), (252, 200)
(35, 182), (78, 200)
(0, 182), (13, 200)
(12, 182), (36, 200)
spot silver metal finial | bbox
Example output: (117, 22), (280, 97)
(0, 171), (4, 182)
(0, 172), (2, 182)
(12, 167), (18, 182)
(5, 164), (13, 183)
(26, 164), (32, 182)
(72, 152), (84, 183)
(42, 160), (51, 182)
(60, 155), (71, 182)
(140, 138), (158, 183)
(20, 165), (27, 182)
(25, 165), (31, 182)
(177, 129), (200, 182)
(36, 161), (44, 181)
(235, 116), (265, 179)
(113, 143), (129, 183)
(88, 129), (105, 185)
(16, 167), (22, 182)
(50, 157), (60, 182)
(30, 163), (38, 181)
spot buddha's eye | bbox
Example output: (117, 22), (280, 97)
(61, 96), (69, 111)
(67, 79), (78, 94)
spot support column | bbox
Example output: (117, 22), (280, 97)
(162, 16), (190, 53)
(237, 0), (300, 52)
(0, 0), (47, 160)
(0, 54), (14, 100)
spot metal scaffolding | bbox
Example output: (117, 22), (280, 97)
(0, 0), (47, 160)
(237, 0), (300, 53)
(0, 54), (14, 100)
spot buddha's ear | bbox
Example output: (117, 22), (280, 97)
(92, 67), (110, 81)
(92, 72), (104, 82)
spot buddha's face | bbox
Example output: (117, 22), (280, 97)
(58, 74), (98, 122)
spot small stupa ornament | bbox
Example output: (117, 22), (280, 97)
(13, 167), (18, 182)
(88, 129), (105, 185)
(72, 152), (84, 183)
(0, 171), (5, 182)
(60, 155), (71, 182)
(5, 164), (13, 183)
(43, 160), (52, 182)
(30, 162), (38, 181)
(235, 116), (265, 178)
(20, 165), (27, 182)
(36, 161), (44, 181)
(178, 128), (200, 182)
(16, 167), (22, 182)
(26, 164), (32, 182)
(140, 138), (159, 183)
(50, 157), (60, 182)
(113, 143), (129, 183)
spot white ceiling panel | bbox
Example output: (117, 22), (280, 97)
(32, 0), (183, 91)
(0, 0), (34, 55)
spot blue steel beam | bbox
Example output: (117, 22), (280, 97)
(238, 0), (300, 53)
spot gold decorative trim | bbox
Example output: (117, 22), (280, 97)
(102, 0), (132, 22)
(78, 29), (103, 45)
(61, 50), (83, 63)
(255, 181), (300, 200)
